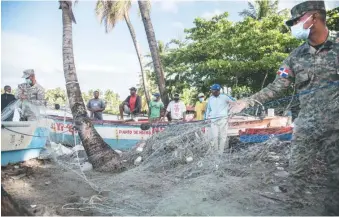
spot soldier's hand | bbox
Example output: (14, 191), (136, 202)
(229, 100), (248, 115)
(20, 94), (27, 100)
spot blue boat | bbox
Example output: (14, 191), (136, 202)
(1, 120), (52, 166)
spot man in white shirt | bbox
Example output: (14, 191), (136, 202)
(205, 84), (235, 154)
(163, 93), (186, 122)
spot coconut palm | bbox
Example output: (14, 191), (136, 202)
(239, 0), (285, 20)
(59, 0), (122, 172)
(138, 1), (169, 106)
(95, 0), (150, 107)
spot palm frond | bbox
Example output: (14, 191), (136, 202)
(95, 0), (132, 33)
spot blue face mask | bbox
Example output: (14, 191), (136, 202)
(26, 78), (32, 85)
(152, 96), (157, 101)
(199, 98), (204, 102)
(291, 15), (313, 40)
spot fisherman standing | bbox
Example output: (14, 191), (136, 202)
(15, 69), (45, 121)
(230, 1), (339, 214)
(148, 93), (164, 122)
(205, 84), (234, 154)
(163, 93), (186, 122)
(87, 90), (106, 120)
(194, 93), (207, 121)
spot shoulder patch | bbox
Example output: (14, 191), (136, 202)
(277, 67), (291, 78)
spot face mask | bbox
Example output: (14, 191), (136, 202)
(152, 96), (157, 101)
(291, 15), (313, 40)
(174, 98), (179, 101)
(26, 78), (32, 85)
(199, 98), (204, 102)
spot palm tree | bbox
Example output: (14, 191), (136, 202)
(95, 0), (150, 107)
(239, 0), (282, 20)
(59, 0), (122, 172)
(138, 0), (169, 106)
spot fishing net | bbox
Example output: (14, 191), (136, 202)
(1, 100), (48, 122)
(16, 82), (338, 215)
(42, 104), (324, 215)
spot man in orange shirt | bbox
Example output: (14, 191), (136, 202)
(119, 87), (142, 120)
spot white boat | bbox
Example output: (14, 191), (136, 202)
(47, 114), (290, 150)
(1, 119), (53, 166)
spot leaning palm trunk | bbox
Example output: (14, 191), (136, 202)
(60, 1), (122, 172)
(124, 13), (150, 107)
(138, 0), (169, 106)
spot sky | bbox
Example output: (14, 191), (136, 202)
(1, 0), (339, 99)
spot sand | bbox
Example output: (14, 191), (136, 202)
(1, 140), (326, 216)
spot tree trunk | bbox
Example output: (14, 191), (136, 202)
(1, 186), (32, 216)
(124, 13), (150, 108)
(261, 70), (269, 90)
(138, 1), (169, 106)
(60, 1), (122, 172)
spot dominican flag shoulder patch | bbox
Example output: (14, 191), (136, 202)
(277, 67), (290, 78)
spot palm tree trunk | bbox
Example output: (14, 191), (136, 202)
(138, 0), (169, 106)
(60, 1), (122, 172)
(124, 13), (150, 108)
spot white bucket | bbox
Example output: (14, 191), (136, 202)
(267, 108), (275, 117)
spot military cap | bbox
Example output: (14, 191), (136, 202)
(22, 69), (35, 78)
(285, 0), (326, 27)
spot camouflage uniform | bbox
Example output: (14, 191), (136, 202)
(245, 1), (339, 214)
(15, 69), (45, 121)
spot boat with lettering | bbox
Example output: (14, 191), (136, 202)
(47, 114), (290, 150)
(1, 119), (53, 166)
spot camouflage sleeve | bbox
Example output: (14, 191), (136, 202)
(247, 56), (295, 106)
(31, 86), (46, 106)
(15, 83), (25, 99)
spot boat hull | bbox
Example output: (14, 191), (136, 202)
(239, 127), (293, 143)
(1, 120), (52, 166)
(48, 115), (290, 150)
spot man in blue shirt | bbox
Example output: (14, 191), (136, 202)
(205, 84), (235, 154)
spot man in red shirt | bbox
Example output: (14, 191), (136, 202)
(119, 87), (142, 120)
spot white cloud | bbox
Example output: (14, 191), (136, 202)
(171, 21), (185, 30)
(201, 9), (223, 20)
(1, 31), (140, 99)
(151, 0), (180, 13)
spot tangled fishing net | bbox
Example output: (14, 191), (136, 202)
(45, 119), (326, 215)
(4, 83), (337, 215)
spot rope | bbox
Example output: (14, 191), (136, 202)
(1, 124), (71, 138)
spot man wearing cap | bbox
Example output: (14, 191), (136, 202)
(205, 84), (235, 154)
(1, 85), (16, 121)
(87, 90), (106, 121)
(163, 93), (186, 122)
(148, 93), (164, 122)
(230, 1), (338, 214)
(15, 69), (45, 121)
(119, 87), (142, 120)
(194, 93), (207, 121)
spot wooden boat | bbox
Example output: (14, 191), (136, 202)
(47, 114), (290, 150)
(239, 126), (293, 143)
(1, 119), (53, 166)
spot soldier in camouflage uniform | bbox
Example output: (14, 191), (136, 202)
(15, 69), (45, 121)
(230, 1), (339, 215)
